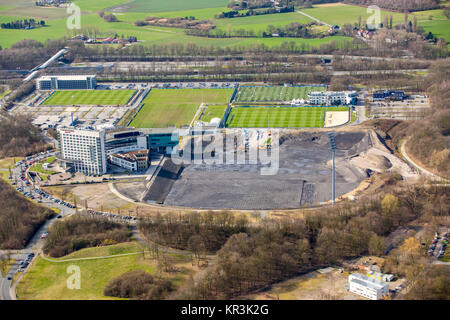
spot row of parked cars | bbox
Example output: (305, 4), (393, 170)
(428, 232), (448, 258)
(34, 188), (75, 209)
(86, 209), (136, 222)
(16, 253), (35, 273)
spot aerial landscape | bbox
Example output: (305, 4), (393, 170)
(0, 0), (449, 312)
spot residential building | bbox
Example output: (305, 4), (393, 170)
(109, 149), (149, 172)
(308, 91), (357, 105)
(57, 127), (106, 175)
(348, 273), (389, 300)
(37, 75), (97, 90)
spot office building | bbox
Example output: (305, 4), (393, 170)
(105, 128), (147, 156)
(348, 273), (389, 300)
(37, 75), (97, 90)
(308, 91), (357, 105)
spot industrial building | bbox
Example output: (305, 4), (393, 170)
(109, 149), (149, 172)
(348, 273), (389, 300)
(308, 91), (357, 105)
(57, 127), (107, 176)
(37, 75), (97, 90)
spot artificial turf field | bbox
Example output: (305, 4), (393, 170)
(234, 86), (327, 103)
(225, 106), (348, 128)
(130, 88), (233, 128)
(41, 90), (136, 106)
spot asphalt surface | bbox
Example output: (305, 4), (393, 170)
(0, 152), (76, 300)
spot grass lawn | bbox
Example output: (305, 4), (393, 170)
(200, 104), (228, 122)
(225, 106), (348, 128)
(16, 241), (192, 300)
(126, 0), (228, 13)
(214, 11), (313, 33)
(130, 88), (233, 128)
(301, 3), (406, 26)
(234, 86), (326, 103)
(41, 90), (136, 106)
(0, 157), (22, 169)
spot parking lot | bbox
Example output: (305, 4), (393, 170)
(428, 231), (448, 259)
(370, 96), (431, 120)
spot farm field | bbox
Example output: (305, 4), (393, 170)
(301, 3), (450, 44)
(122, 0), (228, 13)
(234, 86), (327, 103)
(301, 3), (406, 26)
(41, 90), (136, 106)
(214, 11), (313, 32)
(130, 88), (233, 128)
(225, 106), (348, 128)
(16, 242), (193, 300)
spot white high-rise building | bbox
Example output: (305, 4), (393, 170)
(57, 127), (107, 176)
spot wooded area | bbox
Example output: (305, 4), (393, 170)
(0, 179), (54, 249)
(43, 215), (132, 257)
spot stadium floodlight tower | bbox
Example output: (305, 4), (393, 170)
(328, 132), (337, 205)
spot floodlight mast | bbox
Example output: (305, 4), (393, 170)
(328, 132), (337, 205)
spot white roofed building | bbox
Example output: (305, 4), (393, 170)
(37, 75), (97, 90)
(348, 273), (389, 300)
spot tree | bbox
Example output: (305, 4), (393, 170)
(381, 193), (398, 228)
(368, 234), (387, 256)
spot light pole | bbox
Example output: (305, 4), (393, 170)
(328, 132), (337, 205)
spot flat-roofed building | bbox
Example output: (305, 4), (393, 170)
(105, 128), (147, 156)
(57, 127), (107, 176)
(309, 91), (357, 105)
(348, 273), (389, 300)
(141, 128), (179, 155)
(37, 75), (97, 90)
(109, 149), (149, 171)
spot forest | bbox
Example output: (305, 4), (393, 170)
(0, 179), (54, 249)
(0, 114), (50, 158)
(43, 215), (132, 257)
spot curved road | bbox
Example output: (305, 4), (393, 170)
(400, 139), (449, 183)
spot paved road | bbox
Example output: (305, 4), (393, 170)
(400, 139), (449, 182)
(0, 154), (76, 300)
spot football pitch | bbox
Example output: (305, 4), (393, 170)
(225, 106), (348, 128)
(130, 88), (233, 128)
(41, 90), (136, 106)
(234, 86), (327, 103)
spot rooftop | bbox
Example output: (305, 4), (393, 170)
(37, 75), (96, 81)
(349, 273), (387, 291)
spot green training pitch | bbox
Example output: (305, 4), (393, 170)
(200, 104), (228, 122)
(234, 86), (326, 103)
(41, 90), (136, 106)
(225, 106), (348, 128)
(130, 88), (233, 128)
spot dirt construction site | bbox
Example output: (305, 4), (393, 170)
(40, 126), (418, 214)
(139, 128), (411, 211)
